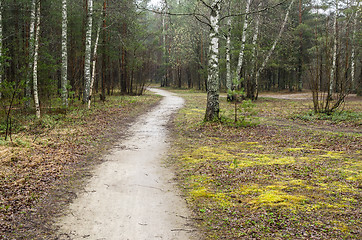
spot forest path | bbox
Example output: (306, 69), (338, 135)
(56, 88), (198, 240)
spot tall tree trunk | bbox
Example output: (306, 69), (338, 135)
(101, 0), (106, 101)
(249, 2), (261, 99)
(162, 0), (168, 87)
(26, 0), (37, 108)
(88, 22), (101, 109)
(297, 0), (303, 91)
(61, 0), (68, 107)
(235, 0), (251, 82)
(205, 0), (221, 121)
(350, 0), (359, 92)
(328, 0), (338, 99)
(254, 0), (296, 99)
(0, 0), (2, 99)
(33, 1), (41, 118)
(225, 16), (232, 94)
(83, 0), (93, 103)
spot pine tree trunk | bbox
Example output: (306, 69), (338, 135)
(83, 0), (93, 103)
(33, 1), (41, 119)
(350, 1), (359, 92)
(205, 0), (221, 121)
(255, 0), (295, 99)
(61, 0), (68, 107)
(297, 0), (303, 91)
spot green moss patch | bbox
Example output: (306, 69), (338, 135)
(169, 89), (362, 239)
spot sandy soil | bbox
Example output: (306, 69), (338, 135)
(56, 88), (199, 240)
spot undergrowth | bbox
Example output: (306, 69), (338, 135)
(170, 90), (362, 239)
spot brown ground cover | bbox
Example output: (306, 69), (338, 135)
(0, 93), (161, 239)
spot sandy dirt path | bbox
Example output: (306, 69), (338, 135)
(56, 88), (199, 240)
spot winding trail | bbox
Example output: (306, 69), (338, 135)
(57, 88), (198, 240)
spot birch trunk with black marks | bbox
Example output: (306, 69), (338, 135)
(61, 0), (68, 107)
(33, 1), (41, 118)
(255, 0), (295, 99)
(83, 0), (93, 104)
(88, 22), (101, 109)
(328, 0), (338, 99)
(226, 16), (232, 93)
(205, 0), (221, 121)
(26, 0), (37, 108)
(248, 2), (261, 99)
(235, 0), (251, 82)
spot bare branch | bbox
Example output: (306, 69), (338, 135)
(220, 0), (290, 21)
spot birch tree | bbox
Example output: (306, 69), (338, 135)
(328, 0), (338, 99)
(26, 0), (37, 108)
(235, 0), (251, 82)
(247, 2), (261, 99)
(61, 0), (68, 107)
(254, 0), (296, 99)
(88, 23), (101, 109)
(33, 1), (41, 118)
(83, 0), (93, 104)
(205, 0), (222, 121)
(225, 16), (232, 93)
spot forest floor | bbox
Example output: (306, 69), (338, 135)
(168, 89), (361, 239)
(0, 92), (162, 239)
(1, 89), (361, 239)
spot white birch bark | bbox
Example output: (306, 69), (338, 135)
(328, 0), (338, 98)
(26, 0), (37, 108)
(88, 23), (101, 109)
(205, 0), (221, 121)
(226, 17), (232, 92)
(0, 0), (3, 99)
(235, 0), (251, 81)
(83, 0), (93, 103)
(250, 2), (261, 95)
(61, 0), (68, 107)
(255, 0), (295, 98)
(33, 1), (41, 118)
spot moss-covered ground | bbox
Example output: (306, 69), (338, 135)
(169, 90), (361, 239)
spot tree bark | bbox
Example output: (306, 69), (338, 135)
(61, 0), (68, 107)
(26, 0), (37, 108)
(226, 16), (232, 93)
(0, 0), (2, 99)
(328, 0), (338, 99)
(88, 22), (101, 109)
(235, 0), (251, 82)
(255, 0), (296, 99)
(33, 1), (41, 118)
(297, 0), (303, 91)
(205, 0), (221, 121)
(249, 2), (261, 99)
(83, 0), (93, 103)
(350, 0), (359, 92)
